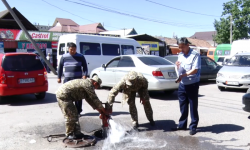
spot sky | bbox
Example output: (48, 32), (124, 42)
(0, 0), (229, 38)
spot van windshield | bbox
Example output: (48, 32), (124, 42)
(2, 55), (44, 71)
(225, 55), (250, 66)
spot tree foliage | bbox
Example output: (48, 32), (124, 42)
(214, 0), (250, 44)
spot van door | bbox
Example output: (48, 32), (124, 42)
(2, 54), (45, 88)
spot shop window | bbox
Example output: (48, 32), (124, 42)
(102, 44), (120, 56)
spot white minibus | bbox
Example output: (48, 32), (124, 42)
(57, 34), (144, 76)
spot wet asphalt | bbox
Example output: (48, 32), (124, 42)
(0, 76), (249, 150)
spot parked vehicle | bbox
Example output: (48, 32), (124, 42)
(216, 52), (250, 90)
(242, 88), (250, 113)
(164, 55), (222, 80)
(0, 52), (48, 101)
(207, 48), (216, 60)
(222, 40), (250, 65)
(90, 55), (179, 93)
(214, 44), (231, 63)
(57, 34), (144, 76)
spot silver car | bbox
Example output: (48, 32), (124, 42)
(90, 55), (179, 93)
(216, 52), (250, 90)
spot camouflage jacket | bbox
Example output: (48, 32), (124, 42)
(56, 79), (103, 110)
(107, 72), (149, 105)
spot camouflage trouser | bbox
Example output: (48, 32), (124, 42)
(57, 98), (81, 136)
(126, 92), (153, 124)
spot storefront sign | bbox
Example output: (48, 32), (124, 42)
(0, 42), (4, 53)
(138, 41), (159, 51)
(0, 29), (21, 40)
(18, 42), (51, 50)
(52, 41), (58, 49)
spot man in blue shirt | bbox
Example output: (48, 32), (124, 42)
(57, 42), (88, 116)
(173, 37), (201, 135)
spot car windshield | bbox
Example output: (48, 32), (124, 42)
(164, 56), (177, 64)
(138, 56), (173, 66)
(2, 55), (44, 71)
(225, 55), (250, 66)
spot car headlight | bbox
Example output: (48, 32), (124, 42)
(241, 75), (250, 79)
(217, 73), (224, 78)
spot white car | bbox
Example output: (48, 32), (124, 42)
(90, 55), (179, 93)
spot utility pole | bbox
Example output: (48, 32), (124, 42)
(1, 0), (57, 75)
(230, 15), (233, 44)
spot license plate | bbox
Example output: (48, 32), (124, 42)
(19, 78), (35, 84)
(168, 72), (177, 78)
(226, 81), (239, 85)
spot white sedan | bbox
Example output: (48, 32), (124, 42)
(90, 55), (179, 93)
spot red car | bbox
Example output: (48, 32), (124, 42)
(0, 52), (48, 101)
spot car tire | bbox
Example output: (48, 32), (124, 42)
(35, 92), (46, 100)
(164, 90), (175, 95)
(218, 86), (225, 91)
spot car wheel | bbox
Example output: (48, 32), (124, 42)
(164, 90), (175, 95)
(35, 92), (46, 100)
(218, 86), (225, 91)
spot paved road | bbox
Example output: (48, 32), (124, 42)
(0, 76), (249, 150)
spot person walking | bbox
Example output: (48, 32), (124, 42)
(46, 53), (53, 73)
(173, 37), (201, 135)
(106, 71), (155, 128)
(56, 76), (108, 139)
(57, 42), (88, 116)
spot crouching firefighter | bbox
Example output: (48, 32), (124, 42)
(56, 76), (108, 139)
(106, 71), (155, 128)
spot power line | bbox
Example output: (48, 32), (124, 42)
(64, 0), (213, 28)
(77, 0), (209, 26)
(145, 0), (220, 17)
(41, 0), (120, 29)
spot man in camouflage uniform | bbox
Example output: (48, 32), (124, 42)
(56, 76), (107, 139)
(107, 71), (155, 128)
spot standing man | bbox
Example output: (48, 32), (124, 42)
(56, 76), (107, 139)
(107, 71), (154, 128)
(174, 37), (201, 135)
(57, 42), (88, 116)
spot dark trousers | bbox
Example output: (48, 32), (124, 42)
(64, 77), (82, 114)
(177, 82), (199, 130)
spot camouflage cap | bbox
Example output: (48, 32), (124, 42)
(92, 75), (102, 85)
(126, 71), (138, 86)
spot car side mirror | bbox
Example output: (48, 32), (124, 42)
(102, 64), (106, 68)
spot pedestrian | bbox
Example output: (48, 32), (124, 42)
(57, 42), (88, 116)
(46, 53), (53, 73)
(106, 71), (155, 128)
(173, 37), (201, 135)
(56, 76), (108, 139)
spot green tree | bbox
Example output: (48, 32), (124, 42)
(214, 0), (250, 44)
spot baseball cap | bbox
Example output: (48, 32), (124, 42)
(126, 71), (138, 86)
(177, 37), (191, 45)
(92, 75), (102, 85)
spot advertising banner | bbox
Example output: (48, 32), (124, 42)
(18, 42), (51, 53)
(0, 42), (4, 53)
(0, 29), (21, 40)
(52, 41), (58, 49)
(137, 41), (159, 51)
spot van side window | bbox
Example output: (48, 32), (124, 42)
(224, 50), (230, 55)
(102, 44), (120, 56)
(121, 45), (135, 55)
(118, 56), (135, 67)
(80, 42), (101, 55)
(59, 43), (65, 55)
(208, 51), (213, 55)
(217, 50), (222, 55)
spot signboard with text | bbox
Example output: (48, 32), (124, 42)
(138, 41), (159, 51)
(0, 29), (21, 40)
